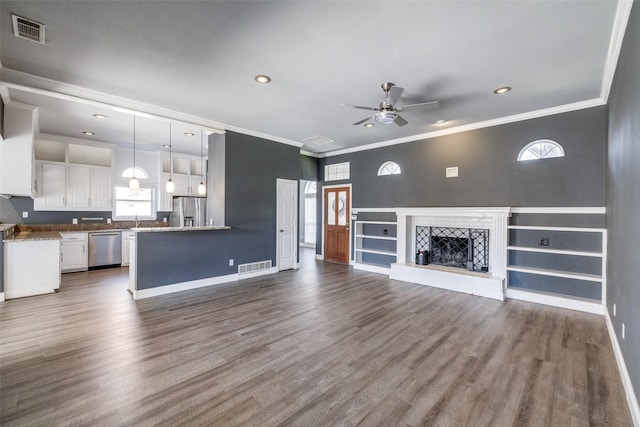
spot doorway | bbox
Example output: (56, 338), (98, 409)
(323, 185), (350, 264)
(276, 178), (298, 271)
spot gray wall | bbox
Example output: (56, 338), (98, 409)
(322, 106), (607, 209)
(300, 154), (319, 182)
(606, 2), (640, 403)
(136, 131), (300, 288)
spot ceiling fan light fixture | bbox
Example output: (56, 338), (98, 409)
(374, 111), (397, 124)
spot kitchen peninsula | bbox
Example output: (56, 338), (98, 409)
(129, 225), (245, 300)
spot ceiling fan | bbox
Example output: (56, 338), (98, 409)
(344, 82), (439, 127)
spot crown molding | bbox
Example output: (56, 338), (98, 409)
(600, 0), (634, 102)
(0, 68), (304, 148)
(320, 98), (605, 158)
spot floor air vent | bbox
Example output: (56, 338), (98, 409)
(238, 260), (272, 275)
(12, 14), (45, 44)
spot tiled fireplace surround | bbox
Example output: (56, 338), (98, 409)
(390, 207), (511, 301)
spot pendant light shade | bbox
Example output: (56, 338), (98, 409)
(129, 116), (139, 191)
(198, 130), (206, 196)
(166, 178), (175, 193)
(166, 123), (175, 193)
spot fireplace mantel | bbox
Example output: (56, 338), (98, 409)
(391, 207), (512, 300)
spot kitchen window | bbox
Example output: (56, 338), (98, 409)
(113, 184), (156, 220)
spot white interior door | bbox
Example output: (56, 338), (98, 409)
(277, 178), (298, 271)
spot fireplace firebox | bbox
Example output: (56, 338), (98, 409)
(416, 226), (489, 272)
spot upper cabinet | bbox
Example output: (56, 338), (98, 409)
(0, 103), (37, 197)
(157, 152), (207, 210)
(33, 139), (114, 211)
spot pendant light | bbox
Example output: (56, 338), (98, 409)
(128, 116), (140, 191)
(165, 122), (175, 193)
(197, 130), (206, 196)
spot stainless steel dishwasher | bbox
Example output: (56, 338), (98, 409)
(88, 231), (122, 268)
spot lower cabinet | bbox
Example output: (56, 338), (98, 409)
(121, 231), (135, 266)
(4, 239), (61, 299)
(60, 232), (88, 272)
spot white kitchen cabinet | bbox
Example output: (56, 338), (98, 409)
(91, 168), (113, 210)
(173, 174), (190, 195)
(0, 103), (36, 197)
(158, 172), (173, 211)
(34, 162), (66, 210)
(4, 239), (61, 299)
(34, 162), (113, 211)
(67, 165), (92, 209)
(121, 230), (135, 266)
(60, 232), (88, 272)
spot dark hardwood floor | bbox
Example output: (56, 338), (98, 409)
(0, 248), (633, 426)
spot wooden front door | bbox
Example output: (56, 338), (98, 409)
(323, 186), (350, 264)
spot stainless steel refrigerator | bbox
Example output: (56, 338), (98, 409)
(170, 197), (206, 227)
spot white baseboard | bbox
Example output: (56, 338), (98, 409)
(505, 287), (605, 315)
(315, 254), (324, 260)
(133, 273), (239, 300)
(605, 310), (640, 427)
(0, 292), (5, 302)
(353, 262), (391, 275)
(239, 266), (278, 280)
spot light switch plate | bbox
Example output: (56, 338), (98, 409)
(72, 218), (78, 224)
(446, 167), (459, 178)
(107, 218), (112, 224)
(22, 211), (29, 218)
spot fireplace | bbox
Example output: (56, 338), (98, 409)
(390, 207), (511, 301)
(416, 226), (489, 271)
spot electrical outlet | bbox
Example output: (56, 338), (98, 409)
(613, 303), (616, 317)
(229, 259), (234, 267)
(73, 218), (78, 224)
(539, 238), (549, 246)
(107, 218), (112, 224)
(622, 323), (625, 340)
(22, 211), (29, 218)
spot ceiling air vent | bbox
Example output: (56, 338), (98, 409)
(302, 135), (334, 146)
(12, 14), (45, 44)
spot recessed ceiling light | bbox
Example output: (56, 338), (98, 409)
(364, 123), (374, 128)
(254, 74), (271, 84)
(93, 114), (108, 119)
(493, 86), (512, 94)
(184, 132), (195, 136)
(83, 131), (95, 136)
(435, 120), (447, 126)
(162, 144), (171, 148)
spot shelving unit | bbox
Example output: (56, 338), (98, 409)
(353, 220), (397, 274)
(505, 219), (607, 310)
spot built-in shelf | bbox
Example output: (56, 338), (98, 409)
(507, 225), (606, 233)
(506, 265), (602, 282)
(353, 220), (397, 272)
(507, 246), (603, 258)
(355, 248), (396, 256)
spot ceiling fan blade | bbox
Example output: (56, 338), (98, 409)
(395, 100), (439, 111)
(387, 86), (404, 106)
(342, 103), (378, 111)
(352, 115), (374, 126)
(394, 114), (408, 127)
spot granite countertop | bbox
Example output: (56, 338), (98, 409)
(132, 225), (231, 232)
(3, 230), (63, 243)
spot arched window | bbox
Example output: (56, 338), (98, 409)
(304, 181), (317, 194)
(517, 139), (565, 161)
(377, 161), (401, 176)
(121, 167), (149, 179)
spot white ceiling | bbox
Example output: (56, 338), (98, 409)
(0, 1), (629, 157)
